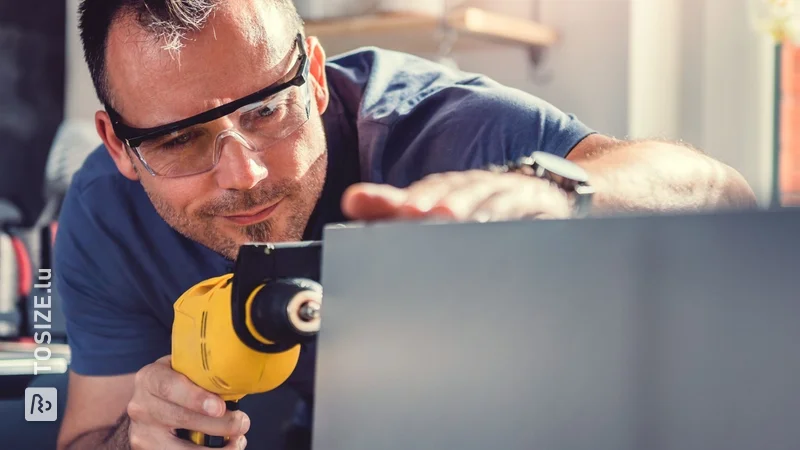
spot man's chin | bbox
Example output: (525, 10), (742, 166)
(184, 226), (271, 262)
(218, 226), (277, 258)
(197, 207), (310, 259)
(241, 220), (277, 243)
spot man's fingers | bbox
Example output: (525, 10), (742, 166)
(405, 171), (528, 220)
(471, 178), (570, 221)
(172, 430), (247, 449)
(341, 170), (568, 222)
(399, 174), (466, 217)
(341, 183), (408, 220)
(399, 171), (491, 217)
(142, 361), (225, 417)
(131, 428), (202, 450)
(145, 395), (250, 437)
(426, 180), (506, 219)
(224, 435), (248, 450)
(469, 189), (526, 222)
(179, 409), (249, 438)
(163, 431), (246, 450)
(342, 172), (487, 220)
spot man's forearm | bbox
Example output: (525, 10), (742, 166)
(64, 414), (130, 450)
(572, 140), (759, 215)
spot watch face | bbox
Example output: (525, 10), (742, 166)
(531, 151), (590, 183)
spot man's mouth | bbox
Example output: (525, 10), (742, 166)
(222, 200), (282, 226)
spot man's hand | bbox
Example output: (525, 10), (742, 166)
(341, 170), (571, 222)
(127, 356), (250, 449)
(342, 134), (758, 222)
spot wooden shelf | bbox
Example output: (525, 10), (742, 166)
(305, 7), (557, 56)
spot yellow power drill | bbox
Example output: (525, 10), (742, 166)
(171, 241), (323, 447)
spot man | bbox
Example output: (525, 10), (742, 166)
(54, 0), (757, 449)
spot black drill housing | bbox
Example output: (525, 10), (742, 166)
(230, 241), (323, 354)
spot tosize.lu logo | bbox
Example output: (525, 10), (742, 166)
(32, 269), (54, 375)
(25, 387), (57, 422)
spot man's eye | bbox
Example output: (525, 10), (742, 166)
(258, 106), (276, 117)
(162, 133), (193, 149)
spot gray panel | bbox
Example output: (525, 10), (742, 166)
(313, 209), (800, 450)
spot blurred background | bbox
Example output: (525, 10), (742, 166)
(0, 0), (798, 448)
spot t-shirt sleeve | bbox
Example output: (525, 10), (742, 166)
(372, 75), (596, 182)
(55, 179), (170, 376)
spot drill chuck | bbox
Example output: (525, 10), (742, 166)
(246, 278), (323, 346)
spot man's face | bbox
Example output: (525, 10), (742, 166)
(99, 1), (330, 260)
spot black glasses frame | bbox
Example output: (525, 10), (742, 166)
(106, 33), (309, 149)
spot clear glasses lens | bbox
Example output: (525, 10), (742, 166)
(135, 83), (311, 177)
(237, 85), (310, 140)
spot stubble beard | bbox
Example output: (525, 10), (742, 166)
(141, 152), (327, 261)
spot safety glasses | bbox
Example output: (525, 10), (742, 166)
(105, 33), (311, 178)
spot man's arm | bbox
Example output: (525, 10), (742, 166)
(57, 371), (135, 450)
(339, 134), (758, 222)
(567, 134), (759, 214)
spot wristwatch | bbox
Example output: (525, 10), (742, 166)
(490, 151), (595, 218)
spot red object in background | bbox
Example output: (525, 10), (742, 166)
(50, 221), (58, 246)
(11, 237), (31, 297)
(780, 42), (800, 205)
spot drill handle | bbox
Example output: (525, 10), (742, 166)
(176, 400), (240, 448)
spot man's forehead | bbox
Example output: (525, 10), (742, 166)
(105, 0), (295, 124)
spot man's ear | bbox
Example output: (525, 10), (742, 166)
(305, 36), (329, 115)
(95, 110), (140, 181)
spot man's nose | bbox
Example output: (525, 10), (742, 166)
(214, 132), (268, 190)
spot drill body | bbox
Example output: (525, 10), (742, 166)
(171, 273), (303, 401)
(171, 241), (323, 447)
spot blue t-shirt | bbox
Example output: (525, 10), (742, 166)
(55, 47), (593, 436)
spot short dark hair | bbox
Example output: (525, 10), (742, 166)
(78, 0), (304, 109)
